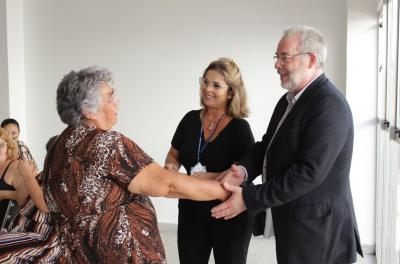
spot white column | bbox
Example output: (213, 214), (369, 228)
(5, 0), (26, 141)
(0, 0), (10, 119)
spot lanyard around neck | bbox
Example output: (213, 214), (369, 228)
(196, 111), (225, 163)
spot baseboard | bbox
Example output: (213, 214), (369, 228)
(362, 244), (375, 255)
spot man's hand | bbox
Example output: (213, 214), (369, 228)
(211, 182), (246, 220)
(216, 164), (245, 186)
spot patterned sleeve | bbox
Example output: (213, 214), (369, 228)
(17, 140), (38, 171)
(108, 132), (153, 189)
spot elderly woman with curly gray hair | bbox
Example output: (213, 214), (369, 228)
(42, 66), (230, 263)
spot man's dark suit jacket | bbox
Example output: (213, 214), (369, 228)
(241, 74), (363, 264)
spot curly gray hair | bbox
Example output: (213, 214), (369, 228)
(56, 66), (113, 126)
(283, 26), (327, 69)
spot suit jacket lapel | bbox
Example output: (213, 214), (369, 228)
(267, 74), (328, 149)
(264, 96), (288, 151)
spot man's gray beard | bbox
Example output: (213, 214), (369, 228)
(281, 76), (300, 92)
(281, 67), (307, 92)
(281, 79), (295, 91)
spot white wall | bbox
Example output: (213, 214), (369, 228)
(21, 0), (348, 221)
(1, 0), (375, 248)
(0, 0), (28, 140)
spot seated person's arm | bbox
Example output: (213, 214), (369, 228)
(2, 161), (29, 205)
(17, 160), (49, 212)
(128, 162), (229, 201)
(0, 190), (18, 201)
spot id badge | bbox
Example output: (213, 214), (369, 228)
(190, 162), (207, 175)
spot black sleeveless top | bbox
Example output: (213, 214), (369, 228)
(0, 161), (16, 227)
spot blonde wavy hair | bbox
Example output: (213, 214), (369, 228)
(200, 58), (250, 118)
(0, 128), (19, 160)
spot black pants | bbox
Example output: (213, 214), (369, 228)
(177, 202), (254, 264)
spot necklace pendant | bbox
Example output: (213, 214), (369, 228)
(208, 122), (214, 130)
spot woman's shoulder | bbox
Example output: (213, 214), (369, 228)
(97, 129), (125, 143)
(183, 109), (201, 119)
(229, 117), (251, 129)
(100, 130), (143, 149)
(7, 159), (19, 170)
(3, 160), (20, 185)
(176, 109), (201, 126)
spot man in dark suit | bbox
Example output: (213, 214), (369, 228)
(211, 26), (363, 264)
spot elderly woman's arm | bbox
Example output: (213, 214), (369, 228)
(128, 162), (229, 200)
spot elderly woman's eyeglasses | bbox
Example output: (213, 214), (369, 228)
(103, 93), (119, 103)
(199, 77), (230, 90)
(273, 52), (311, 64)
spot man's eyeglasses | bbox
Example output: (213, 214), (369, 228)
(199, 77), (230, 90)
(273, 52), (311, 64)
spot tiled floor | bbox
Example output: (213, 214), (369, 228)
(159, 223), (376, 264)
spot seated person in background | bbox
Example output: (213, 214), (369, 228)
(0, 128), (30, 231)
(0, 135), (61, 263)
(1, 118), (38, 171)
(42, 66), (230, 264)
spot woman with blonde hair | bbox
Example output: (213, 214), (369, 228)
(0, 135), (61, 263)
(164, 58), (255, 264)
(0, 128), (30, 230)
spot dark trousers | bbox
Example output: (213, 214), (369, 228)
(177, 202), (254, 264)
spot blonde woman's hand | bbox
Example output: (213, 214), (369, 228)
(164, 163), (179, 172)
(192, 172), (220, 180)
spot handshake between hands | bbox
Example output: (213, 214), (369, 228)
(163, 163), (248, 220)
(211, 164), (248, 220)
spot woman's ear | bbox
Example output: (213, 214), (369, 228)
(83, 110), (96, 121)
(228, 90), (234, 99)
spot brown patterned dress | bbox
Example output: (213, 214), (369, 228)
(42, 124), (166, 264)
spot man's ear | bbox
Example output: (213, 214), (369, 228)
(308, 53), (318, 68)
